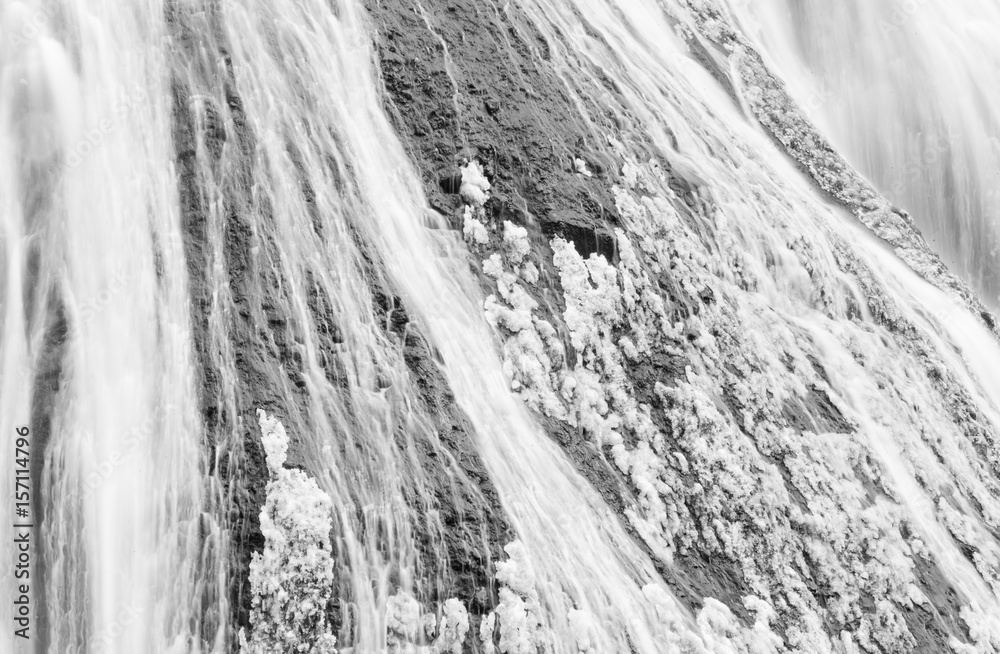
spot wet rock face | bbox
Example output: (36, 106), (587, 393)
(372, 289), (517, 613)
(168, 7), (514, 649)
(170, 60), (275, 636)
(362, 0), (766, 625)
(366, 0), (620, 237)
(361, 0), (739, 633)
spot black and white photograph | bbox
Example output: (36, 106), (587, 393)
(2, 0), (1000, 652)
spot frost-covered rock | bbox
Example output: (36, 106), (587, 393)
(503, 221), (530, 265)
(387, 591), (426, 651)
(460, 160), (491, 206)
(957, 604), (1000, 653)
(432, 599), (471, 654)
(480, 224), (568, 418)
(240, 410), (338, 654)
(464, 206), (490, 245)
(383, 592), (471, 654)
(697, 598), (784, 654)
(465, 150), (1000, 651)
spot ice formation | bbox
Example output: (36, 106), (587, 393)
(385, 592), (471, 653)
(460, 160), (492, 207)
(240, 413), (474, 653)
(433, 599), (471, 654)
(463, 206), (490, 246)
(240, 410), (338, 654)
(479, 541), (548, 654)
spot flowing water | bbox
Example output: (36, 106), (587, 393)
(517, 0), (1000, 631)
(729, 0), (1000, 308)
(1, 1), (224, 652)
(1, 0), (1000, 652)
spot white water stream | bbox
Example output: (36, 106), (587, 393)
(1, 0), (224, 652)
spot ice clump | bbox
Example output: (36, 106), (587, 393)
(240, 410), (338, 654)
(463, 206), (490, 245)
(460, 160), (491, 206)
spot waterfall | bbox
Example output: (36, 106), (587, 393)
(170, 0), (709, 650)
(1, 0), (225, 652)
(729, 0), (1000, 308)
(2, 0), (1000, 652)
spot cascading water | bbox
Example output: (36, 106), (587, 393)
(728, 0), (1000, 308)
(1, 1), (226, 652)
(170, 0), (710, 651)
(3, 0), (1000, 652)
